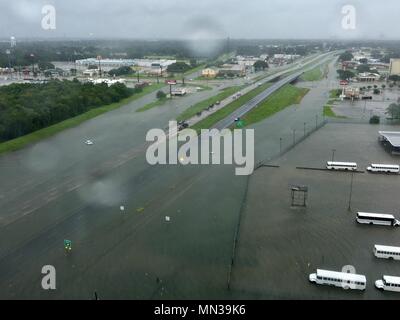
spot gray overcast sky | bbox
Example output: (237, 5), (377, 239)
(1, 0), (399, 40)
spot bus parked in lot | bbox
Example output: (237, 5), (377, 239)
(374, 245), (400, 260)
(309, 269), (367, 291)
(375, 276), (400, 292)
(367, 164), (400, 174)
(326, 161), (358, 171)
(356, 212), (400, 227)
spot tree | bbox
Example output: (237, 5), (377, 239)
(156, 90), (166, 100)
(389, 75), (400, 83)
(189, 59), (197, 68)
(339, 51), (354, 62)
(369, 115), (380, 124)
(373, 88), (380, 95)
(108, 66), (134, 76)
(387, 103), (400, 119)
(254, 60), (269, 71)
(357, 64), (371, 73)
(88, 65), (98, 70)
(167, 62), (191, 74)
(359, 58), (368, 64)
(337, 69), (355, 80)
(38, 61), (55, 71)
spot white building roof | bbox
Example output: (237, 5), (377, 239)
(379, 131), (400, 148)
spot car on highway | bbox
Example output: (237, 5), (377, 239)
(85, 139), (94, 145)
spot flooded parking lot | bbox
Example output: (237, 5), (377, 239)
(231, 123), (400, 299)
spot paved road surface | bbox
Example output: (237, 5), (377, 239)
(0, 53), (338, 299)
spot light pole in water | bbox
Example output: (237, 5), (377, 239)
(331, 149), (336, 162)
(348, 172), (354, 212)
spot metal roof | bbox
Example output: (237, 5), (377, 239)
(379, 131), (400, 148)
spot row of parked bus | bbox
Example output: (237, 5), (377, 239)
(310, 245), (400, 292)
(326, 161), (400, 174)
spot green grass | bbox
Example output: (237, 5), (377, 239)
(239, 85), (310, 127)
(323, 105), (346, 118)
(0, 83), (164, 155)
(191, 82), (273, 131)
(301, 65), (323, 81)
(329, 89), (342, 99)
(136, 98), (167, 112)
(176, 86), (242, 122)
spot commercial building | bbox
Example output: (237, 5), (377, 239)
(357, 72), (380, 82)
(389, 59), (400, 76)
(379, 131), (400, 154)
(201, 68), (218, 78)
(217, 64), (246, 77)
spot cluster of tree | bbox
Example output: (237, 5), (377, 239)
(0, 80), (135, 142)
(339, 51), (354, 62)
(254, 60), (269, 71)
(388, 75), (400, 83)
(167, 62), (191, 74)
(387, 103), (400, 119)
(108, 66), (135, 76)
(370, 115), (380, 124)
(337, 69), (355, 80)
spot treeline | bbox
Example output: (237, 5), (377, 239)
(0, 80), (135, 141)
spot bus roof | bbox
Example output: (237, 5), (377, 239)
(357, 212), (395, 219)
(317, 269), (366, 282)
(383, 276), (400, 285)
(327, 161), (357, 166)
(375, 245), (400, 253)
(370, 164), (400, 168)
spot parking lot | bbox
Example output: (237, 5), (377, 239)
(231, 122), (400, 299)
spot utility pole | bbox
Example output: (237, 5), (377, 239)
(293, 129), (296, 145)
(331, 149), (336, 162)
(348, 172), (354, 212)
(279, 137), (282, 155)
(303, 122), (306, 137)
(316, 114), (319, 129)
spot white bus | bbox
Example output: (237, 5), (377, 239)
(375, 276), (400, 292)
(374, 245), (400, 261)
(367, 164), (400, 174)
(356, 212), (400, 227)
(326, 161), (358, 171)
(309, 269), (367, 291)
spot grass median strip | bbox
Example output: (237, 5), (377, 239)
(239, 84), (309, 127)
(0, 83), (164, 155)
(323, 105), (346, 118)
(191, 82), (273, 131)
(176, 86), (242, 122)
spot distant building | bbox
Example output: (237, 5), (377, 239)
(201, 68), (218, 78)
(342, 87), (360, 99)
(357, 72), (380, 82)
(389, 59), (400, 76)
(218, 64), (246, 77)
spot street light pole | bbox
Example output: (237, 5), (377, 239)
(293, 129), (296, 145)
(316, 114), (318, 129)
(331, 149), (336, 162)
(304, 122), (306, 137)
(279, 137), (282, 155)
(348, 172), (354, 212)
